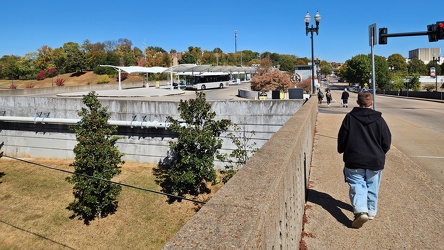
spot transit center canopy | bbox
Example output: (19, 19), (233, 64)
(100, 65), (169, 74)
(168, 64), (257, 74)
(100, 64), (257, 74)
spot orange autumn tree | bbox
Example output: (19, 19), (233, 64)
(250, 68), (292, 94)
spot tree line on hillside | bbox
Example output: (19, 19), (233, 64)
(0, 38), (336, 83)
(338, 53), (444, 91)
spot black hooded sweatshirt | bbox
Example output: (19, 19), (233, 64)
(337, 107), (391, 171)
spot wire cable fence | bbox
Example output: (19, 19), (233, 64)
(0, 143), (205, 205)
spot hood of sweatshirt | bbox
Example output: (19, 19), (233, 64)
(350, 107), (382, 125)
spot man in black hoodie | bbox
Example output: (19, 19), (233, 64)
(337, 91), (391, 229)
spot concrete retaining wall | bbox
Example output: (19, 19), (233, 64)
(0, 96), (304, 168)
(163, 97), (318, 249)
(0, 81), (170, 96)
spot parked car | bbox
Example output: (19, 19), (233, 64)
(173, 81), (186, 89)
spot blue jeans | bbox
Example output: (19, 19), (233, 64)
(343, 167), (382, 217)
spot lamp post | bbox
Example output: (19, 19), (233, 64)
(314, 58), (321, 86)
(432, 55), (440, 91)
(305, 11), (321, 94)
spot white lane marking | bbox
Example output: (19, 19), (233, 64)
(411, 156), (444, 159)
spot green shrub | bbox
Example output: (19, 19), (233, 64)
(423, 84), (435, 92)
(97, 75), (110, 84)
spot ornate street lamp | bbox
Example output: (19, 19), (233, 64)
(305, 11), (321, 94)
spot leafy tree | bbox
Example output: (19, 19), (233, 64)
(36, 70), (46, 80)
(16, 53), (39, 80)
(387, 53), (408, 75)
(160, 92), (231, 200)
(66, 91), (124, 223)
(406, 73), (421, 91)
(374, 55), (390, 89)
(279, 54), (298, 72)
(240, 50), (260, 66)
(341, 54), (371, 86)
(180, 46), (203, 64)
(0, 55), (20, 79)
(319, 60), (333, 77)
(408, 58), (427, 75)
(47, 67), (58, 78)
(63, 42), (86, 73)
(83, 40), (107, 70)
(36, 45), (54, 71)
(388, 72), (405, 91)
(220, 124), (258, 184)
(179, 52), (197, 64)
(52, 47), (67, 74)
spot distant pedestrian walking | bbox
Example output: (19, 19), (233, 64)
(337, 92), (391, 229)
(326, 89), (332, 106)
(317, 88), (324, 105)
(341, 88), (349, 107)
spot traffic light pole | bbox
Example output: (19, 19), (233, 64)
(380, 31), (428, 39)
(379, 21), (444, 44)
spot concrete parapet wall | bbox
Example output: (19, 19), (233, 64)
(163, 97), (318, 249)
(377, 90), (444, 100)
(0, 96), (304, 167)
(0, 81), (170, 96)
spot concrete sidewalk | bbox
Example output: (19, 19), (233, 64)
(303, 93), (444, 249)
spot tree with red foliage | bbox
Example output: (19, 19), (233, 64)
(47, 67), (58, 77)
(36, 70), (46, 80)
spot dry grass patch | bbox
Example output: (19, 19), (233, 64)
(0, 158), (204, 250)
(0, 71), (144, 89)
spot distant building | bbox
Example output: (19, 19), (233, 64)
(294, 63), (318, 81)
(409, 48), (442, 64)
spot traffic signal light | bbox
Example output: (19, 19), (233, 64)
(437, 21), (444, 40)
(428, 24), (438, 42)
(428, 21), (444, 42)
(379, 28), (388, 44)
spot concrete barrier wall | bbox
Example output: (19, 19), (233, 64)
(0, 81), (170, 96)
(377, 90), (444, 100)
(163, 97), (318, 249)
(0, 96), (304, 168)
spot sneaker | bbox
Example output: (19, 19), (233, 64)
(352, 212), (369, 228)
(368, 216), (375, 220)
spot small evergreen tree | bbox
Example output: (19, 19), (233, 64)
(66, 91), (124, 223)
(161, 92), (231, 200)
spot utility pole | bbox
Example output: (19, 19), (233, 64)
(234, 30), (237, 53)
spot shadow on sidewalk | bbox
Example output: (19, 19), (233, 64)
(307, 189), (353, 228)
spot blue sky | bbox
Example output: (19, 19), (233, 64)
(1, 0), (443, 63)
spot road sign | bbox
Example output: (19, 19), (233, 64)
(369, 24), (377, 46)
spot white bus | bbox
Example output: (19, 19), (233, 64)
(181, 72), (231, 90)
